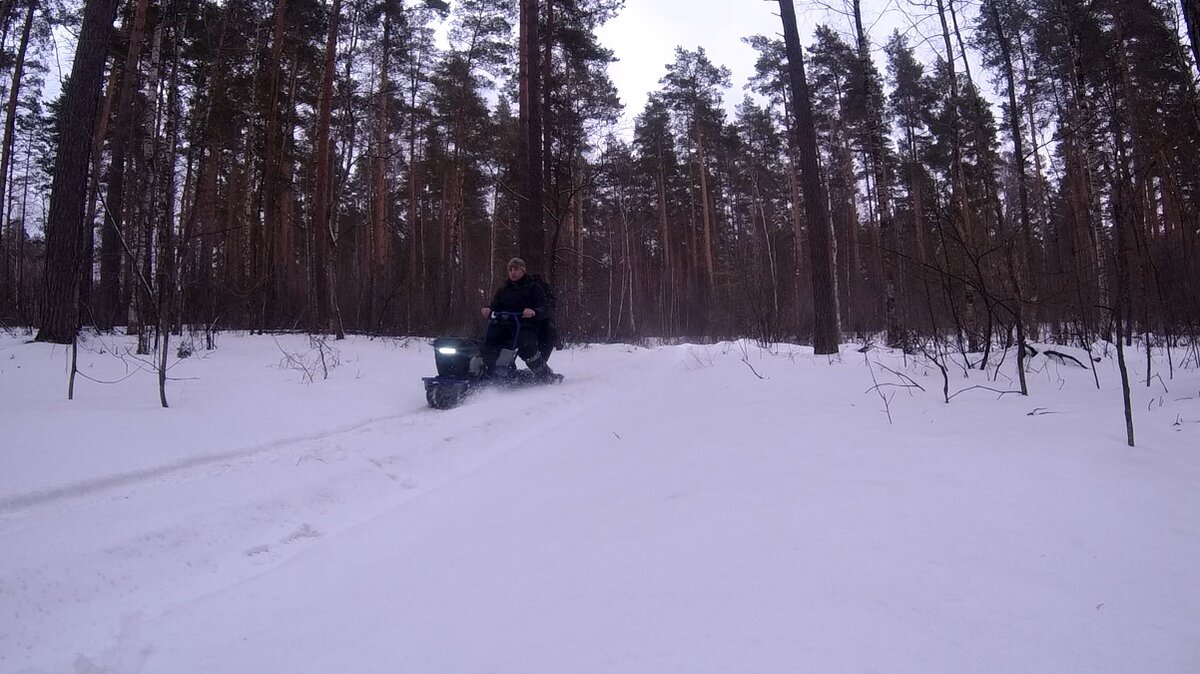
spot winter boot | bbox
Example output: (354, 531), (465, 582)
(525, 351), (556, 382)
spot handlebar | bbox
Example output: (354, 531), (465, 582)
(483, 311), (525, 348)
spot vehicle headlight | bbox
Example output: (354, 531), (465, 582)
(437, 347), (458, 355)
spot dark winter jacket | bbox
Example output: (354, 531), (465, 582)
(488, 276), (549, 321)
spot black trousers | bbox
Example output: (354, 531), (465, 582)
(483, 319), (541, 371)
(537, 320), (559, 363)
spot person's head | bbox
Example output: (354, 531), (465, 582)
(507, 257), (526, 281)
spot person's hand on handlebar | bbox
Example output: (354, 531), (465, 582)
(522, 308), (535, 319)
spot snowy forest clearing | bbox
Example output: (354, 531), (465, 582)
(2, 331), (1198, 673)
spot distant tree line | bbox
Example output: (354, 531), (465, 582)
(2, 0), (1198, 368)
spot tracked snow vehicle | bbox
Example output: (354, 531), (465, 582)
(422, 311), (563, 409)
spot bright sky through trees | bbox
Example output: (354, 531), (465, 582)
(594, 0), (999, 132)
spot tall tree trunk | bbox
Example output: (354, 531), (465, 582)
(988, 0), (1034, 381)
(0, 0), (16, 43)
(948, 0), (974, 84)
(1110, 6), (1141, 444)
(778, 0), (840, 354)
(1015, 31), (1052, 241)
(936, 0), (986, 358)
(0, 0), (34, 315)
(82, 63), (119, 329)
(133, 19), (164, 355)
(1112, 132), (1136, 447)
(182, 0), (233, 333)
(279, 52), (302, 317)
(656, 155), (675, 336)
(99, 0), (151, 330)
(312, 0), (341, 336)
(1056, 0), (1107, 334)
(542, 0), (555, 276)
(750, 172), (780, 315)
(16, 126), (31, 321)
(260, 0), (290, 330)
(332, 4), (360, 332)
(683, 157), (699, 325)
(406, 37), (425, 330)
(371, 11), (392, 328)
(695, 125), (716, 293)
(1183, 0), (1200, 71)
(157, 17), (182, 406)
(518, 0), (545, 269)
(852, 0), (901, 347)
(623, 182), (637, 337)
(37, 0), (121, 343)
(988, 0), (1033, 259)
(783, 120), (811, 324)
(831, 136), (858, 333)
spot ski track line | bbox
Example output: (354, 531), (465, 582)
(244, 346), (692, 554)
(389, 346), (690, 496)
(0, 409), (429, 516)
(0, 346), (686, 519)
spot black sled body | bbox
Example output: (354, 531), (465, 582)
(422, 316), (562, 409)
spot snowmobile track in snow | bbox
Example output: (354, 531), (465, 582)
(0, 412), (416, 516)
(0, 346), (686, 518)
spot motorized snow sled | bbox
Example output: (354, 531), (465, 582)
(422, 311), (563, 409)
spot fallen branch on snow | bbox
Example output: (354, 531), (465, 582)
(947, 385), (1023, 401)
(1045, 349), (1087, 368)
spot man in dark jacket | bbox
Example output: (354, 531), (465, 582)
(479, 257), (555, 379)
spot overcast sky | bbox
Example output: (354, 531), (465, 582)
(594, 0), (963, 134)
(45, 1), (963, 142)
(595, 1), (786, 133)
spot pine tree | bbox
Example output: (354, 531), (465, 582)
(778, 0), (840, 354)
(37, 0), (121, 343)
(659, 46), (729, 309)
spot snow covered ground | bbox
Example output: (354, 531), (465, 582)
(1, 329), (1198, 673)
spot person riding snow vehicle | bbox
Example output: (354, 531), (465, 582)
(479, 257), (556, 381)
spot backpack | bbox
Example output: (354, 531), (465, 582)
(527, 273), (557, 317)
(526, 273), (561, 350)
